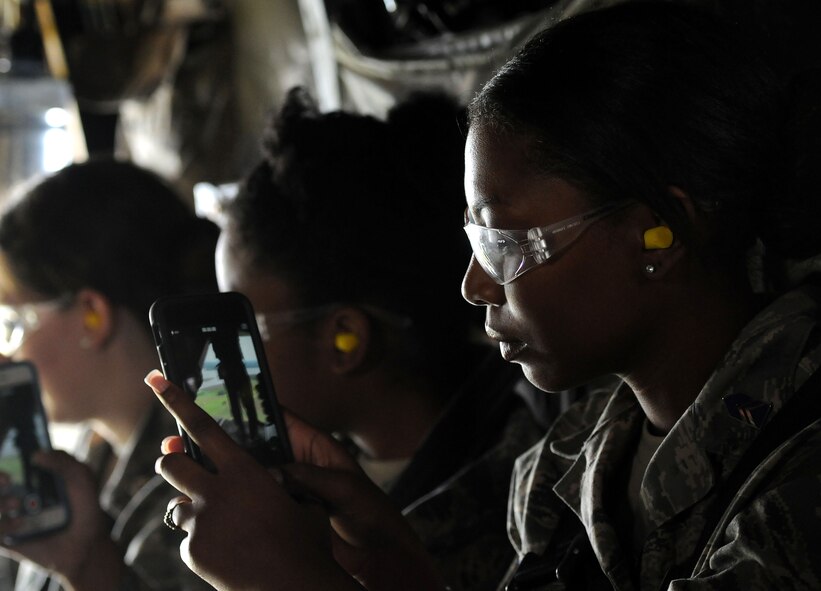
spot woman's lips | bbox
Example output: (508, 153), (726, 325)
(498, 340), (527, 361)
(486, 326), (527, 361)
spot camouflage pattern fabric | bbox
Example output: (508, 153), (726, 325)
(385, 349), (548, 591)
(14, 405), (214, 591)
(405, 403), (546, 591)
(504, 285), (821, 591)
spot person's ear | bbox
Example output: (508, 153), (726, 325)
(76, 288), (114, 350)
(323, 307), (370, 374)
(637, 187), (691, 279)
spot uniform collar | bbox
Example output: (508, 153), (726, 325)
(643, 286), (820, 527)
(552, 383), (642, 571)
(544, 286), (821, 573)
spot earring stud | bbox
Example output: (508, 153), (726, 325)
(645, 264), (656, 274)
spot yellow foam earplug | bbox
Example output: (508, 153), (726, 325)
(643, 226), (674, 250)
(334, 332), (359, 353)
(84, 311), (101, 329)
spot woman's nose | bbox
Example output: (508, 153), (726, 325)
(462, 255), (504, 307)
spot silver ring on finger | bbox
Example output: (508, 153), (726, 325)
(163, 502), (185, 532)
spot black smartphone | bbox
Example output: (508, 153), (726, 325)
(0, 361), (70, 544)
(149, 292), (294, 469)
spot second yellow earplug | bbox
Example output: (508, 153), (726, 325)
(643, 226), (674, 250)
(84, 311), (102, 329)
(334, 332), (359, 353)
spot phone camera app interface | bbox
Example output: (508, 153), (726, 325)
(169, 322), (288, 466)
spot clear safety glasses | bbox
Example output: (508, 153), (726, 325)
(464, 201), (631, 285)
(0, 295), (73, 357)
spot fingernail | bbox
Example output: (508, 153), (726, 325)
(155, 456), (163, 475)
(145, 370), (170, 394)
(161, 436), (184, 455)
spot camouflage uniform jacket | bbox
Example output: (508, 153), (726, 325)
(389, 348), (547, 591)
(505, 285), (821, 591)
(14, 405), (214, 591)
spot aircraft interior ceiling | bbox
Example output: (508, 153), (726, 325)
(1, 0), (820, 204)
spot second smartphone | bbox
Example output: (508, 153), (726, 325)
(149, 292), (294, 469)
(0, 361), (70, 544)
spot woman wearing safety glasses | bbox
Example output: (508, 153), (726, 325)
(146, 3), (821, 590)
(0, 159), (219, 591)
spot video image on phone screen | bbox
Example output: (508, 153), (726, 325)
(0, 382), (61, 524)
(168, 322), (288, 466)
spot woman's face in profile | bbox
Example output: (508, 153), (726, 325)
(0, 256), (94, 423)
(461, 126), (649, 392)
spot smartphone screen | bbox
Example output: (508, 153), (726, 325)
(150, 293), (293, 469)
(0, 362), (69, 543)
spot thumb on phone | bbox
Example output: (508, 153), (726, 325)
(30, 449), (92, 481)
(283, 410), (359, 472)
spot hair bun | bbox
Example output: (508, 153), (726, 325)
(263, 87), (320, 164)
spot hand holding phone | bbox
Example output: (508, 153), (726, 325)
(149, 292), (294, 469)
(0, 361), (70, 545)
(148, 370), (446, 591)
